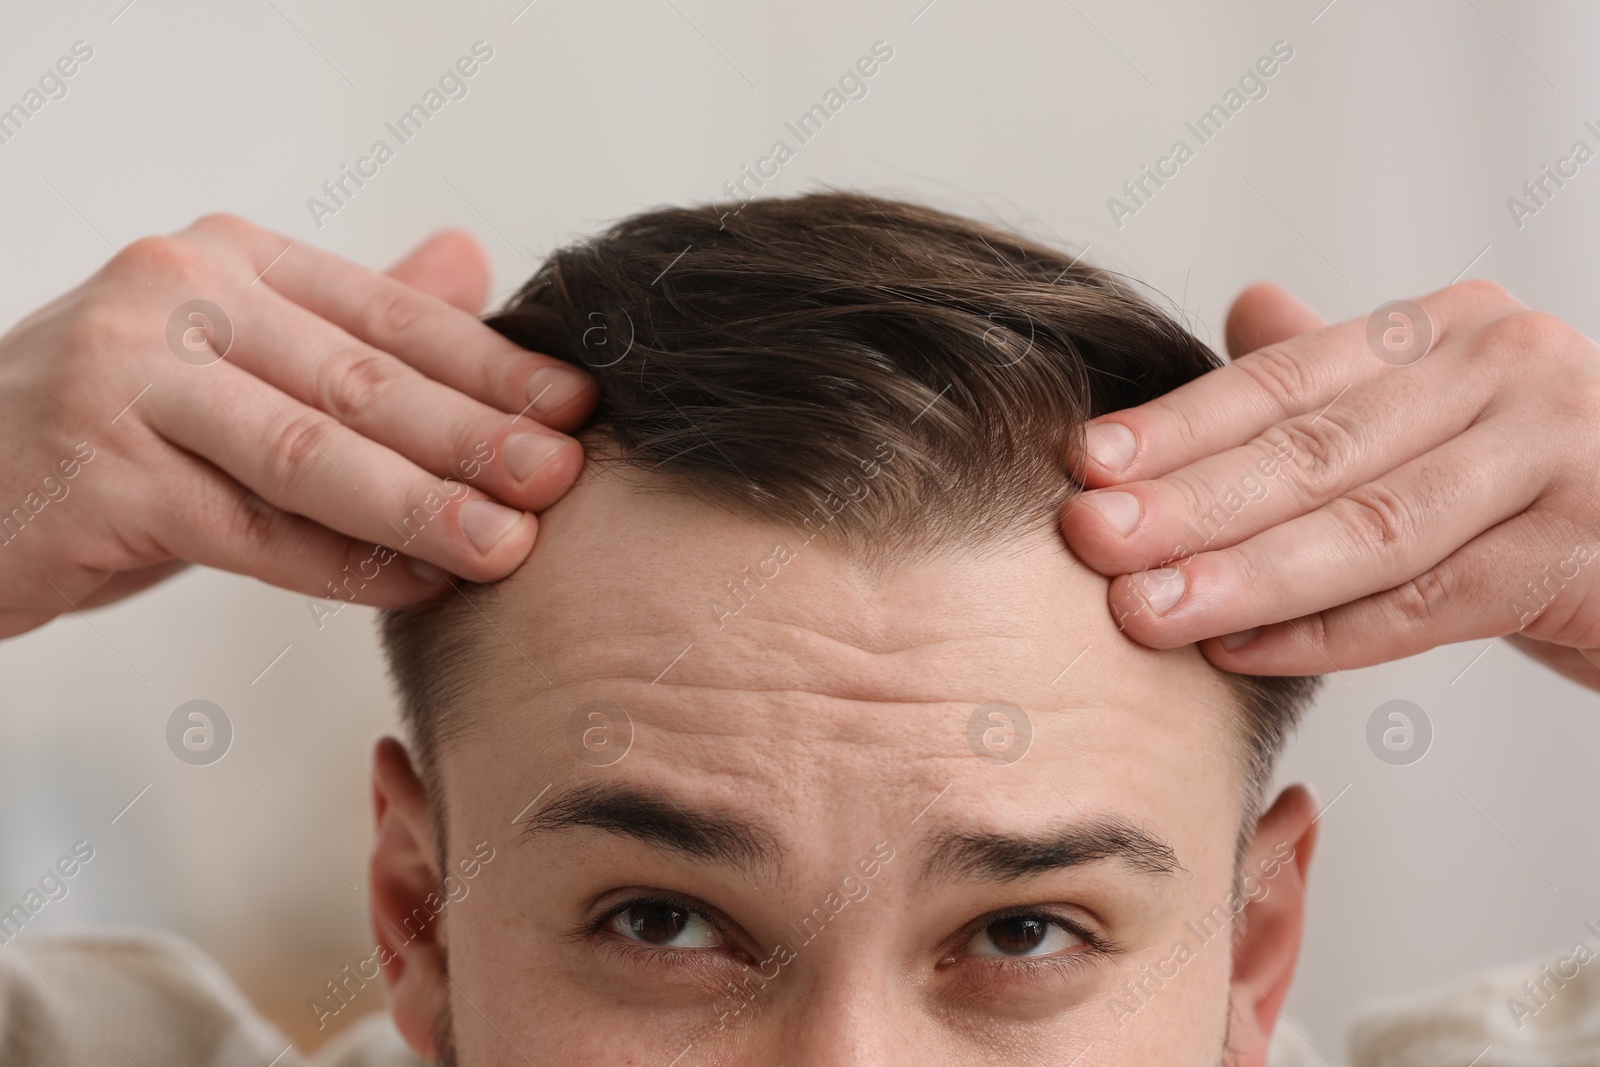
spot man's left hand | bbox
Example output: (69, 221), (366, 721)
(1060, 279), (1600, 690)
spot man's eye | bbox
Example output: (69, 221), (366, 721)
(609, 902), (720, 949)
(965, 915), (1083, 958)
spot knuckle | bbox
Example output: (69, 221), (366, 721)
(1291, 608), (1331, 658)
(1266, 412), (1358, 494)
(116, 235), (209, 287)
(1329, 483), (1416, 552)
(1481, 309), (1573, 361)
(225, 490), (285, 554)
(317, 346), (402, 422)
(262, 408), (341, 494)
(1235, 344), (1319, 414)
(1389, 565), (1455, 630)
(1141, 395), (1203, 450)
(365, 286), (429, 339)
(188, 212), (258, 241)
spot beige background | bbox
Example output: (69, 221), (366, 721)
(2, 0), (1597, 1059)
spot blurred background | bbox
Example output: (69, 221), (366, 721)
(2, 0), (1598, 1059)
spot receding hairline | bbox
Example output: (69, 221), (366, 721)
(377, 189), (1322, 845)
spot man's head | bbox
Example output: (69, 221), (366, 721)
(369, 192), (1323, 1065)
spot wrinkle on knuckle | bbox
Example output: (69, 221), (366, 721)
(1143, 395), (1203, 450)
(1391, 566), (1453, 630)
(227, 490), (283, 553)
(1273, 413), (1358, 495)
(1235, 344), (1318, 415)
(1330, 483), (1416, 553)
(1290, 609), (1331, 658)
(318, 346), (400, 423)
(366, 287), (428, 339)
(263, 408), (340, 495)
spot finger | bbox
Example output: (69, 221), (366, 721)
(1224, 283), (1327, 358)
(217, 285), (583, 511)
(177, 214), (595, 428)
(148, 449), (452, 606)
(1106, 419), (1545, 648)
(147, 361), (537, 583)
(384, 229), (491, 314)
(1074, 279), (1525, 487)
(1194, 507), (1571, 675)
(259, 241), (595, 428)
(1065, 344), (1486, 574)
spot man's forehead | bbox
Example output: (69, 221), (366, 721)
(486, 462), (1230, 718)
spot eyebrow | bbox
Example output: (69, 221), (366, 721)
(921, 817), (1185, 883)
(517, 782), (783, 880)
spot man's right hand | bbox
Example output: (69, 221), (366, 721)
(0, 214), (595, 638)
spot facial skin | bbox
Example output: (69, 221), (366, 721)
(368, 458), (1319, 1066)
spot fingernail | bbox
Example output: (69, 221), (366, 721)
(1222, 627), (1259, 652)
(505, 432), (566, 483)
(1082, 490), (1141, 536)
(1131, 566), (1185, 615)
(406, 556), (445, 583)
(1086, 422), (1136, 472)
(526, 366), (590, 420)
(461, 499), (523, 554)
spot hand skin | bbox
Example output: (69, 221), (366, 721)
(1061, 279), (1600, 687)
(0, 215), (597, 638)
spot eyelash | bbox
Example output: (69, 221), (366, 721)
(578, 895), (1118, 981)
(945, 906), (1116, 979)
(576, 893), (746, 975)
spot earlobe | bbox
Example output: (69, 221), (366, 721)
(369, 735), (450, 1060)
(1225, 783), (1320, 1067)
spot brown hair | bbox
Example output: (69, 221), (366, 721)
(379, 191), (1320, 811)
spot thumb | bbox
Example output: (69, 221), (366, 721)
(1224, 282), (1327, 359)
(384, 229), (492, 314)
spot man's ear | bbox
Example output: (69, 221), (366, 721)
(369, 735), (449, 1060)
(1225, 783), (1320, 1067)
